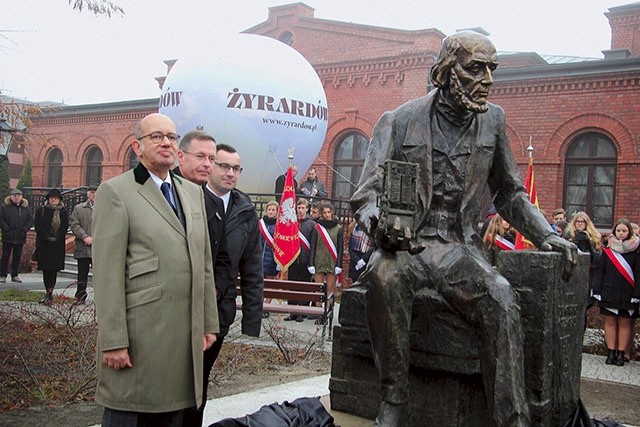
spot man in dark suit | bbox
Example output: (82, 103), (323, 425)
(176, 130), (235, 426)
(93, 113), (218, 426)
(351, 32), (577, 427)
(274, 164), (298, 202)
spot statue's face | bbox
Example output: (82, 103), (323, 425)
(449, 38), (498, 113)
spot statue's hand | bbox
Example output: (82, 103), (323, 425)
(356, 204), (380, 236)
(377, 216), (424, 254)
(540, 234), (577, 281)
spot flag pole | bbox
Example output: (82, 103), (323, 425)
(527, 136), (533, 166)
(287, 146), (294, 168)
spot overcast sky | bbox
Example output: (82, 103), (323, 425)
(1, 0), (627, 105)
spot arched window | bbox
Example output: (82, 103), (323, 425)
(563, 132), (617, 227)
(85, 146), (103, 187)
(127, 148), (139, 170)
(332, 131), (369, 199)
(46, 148), (63, 187)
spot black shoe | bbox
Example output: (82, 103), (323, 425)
(615, 350), (626, 366)
(295, 316), (304, 323)
(284, 315), (295, 321)
(605, 349), (616, 365)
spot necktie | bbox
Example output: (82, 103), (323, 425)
(161, 182), (177, 212)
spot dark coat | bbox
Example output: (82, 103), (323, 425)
(34, 204), (69, 271)
(203, 186), (235, 337)
(274, 174), (299, 202)
(299, 177), (328, 199)
(214, 188), (263, 337)
(592, 246), (640, 312)
(566, 230), (600, 291)
(260, 216), (277, 276)
(0, 196), (33, 244)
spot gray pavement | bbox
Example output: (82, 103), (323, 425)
(3, 275), (638, 426)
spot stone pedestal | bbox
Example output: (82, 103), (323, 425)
(329, 251), (589, 426)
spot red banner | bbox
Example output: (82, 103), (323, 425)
(274, 166), (300, 271)
(515, 160), (538, 250)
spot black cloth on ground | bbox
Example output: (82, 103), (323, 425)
(208, 396), (334, 427)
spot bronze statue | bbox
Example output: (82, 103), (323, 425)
(351, 31), (577, 427)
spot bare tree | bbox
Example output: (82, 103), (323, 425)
(68, 0), (124, 17)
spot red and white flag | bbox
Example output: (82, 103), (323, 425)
(274, 166), (300, 271)
(515, 157), (538, 250)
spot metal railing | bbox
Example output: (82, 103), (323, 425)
(22, 187), (90, 219)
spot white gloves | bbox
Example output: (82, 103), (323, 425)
(631, 298), (640, 304)
(276, 264), (282, 272)
(592, 294), (601, 301)
(355, 259), (366, 271)
(335, 267), (342, 275)
(307, 266), (315, 275)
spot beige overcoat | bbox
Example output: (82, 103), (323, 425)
(93, 164), (218, 413)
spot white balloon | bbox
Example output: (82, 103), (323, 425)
(159, 34), (328, 194)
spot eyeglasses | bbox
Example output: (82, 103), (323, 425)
(183, 151), (215, 164)
(138, 132), (180, 144)
(215, 162), (243, 174)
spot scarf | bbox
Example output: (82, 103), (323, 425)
(607, 234), (640, 254)
(317, 218), (339, 229)
(45, 203), (65, 234)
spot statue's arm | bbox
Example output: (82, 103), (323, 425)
(350, 111), (397, 237)
(488, 107), (576, 278)
(487, 108), (553, 247)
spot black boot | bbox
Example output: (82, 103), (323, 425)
(39, 289), (53, 306)
(605, 349), (616, 365)
(74, 281), (88, 305)
(614, 350), (626, 366)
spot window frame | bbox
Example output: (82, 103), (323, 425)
(332, 131), (369, 200)
(46, 148), (63, 188)
(562, 132), (617, 228)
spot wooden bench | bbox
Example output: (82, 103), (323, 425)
(236, 278), (335, 339)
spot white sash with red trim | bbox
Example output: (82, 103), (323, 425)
(494, 235), (515, 251)
(315, 223), (338, 262)
(299, 230), (311, 251)
(259, 219), (276, 249)
(603, 247), (635, 287)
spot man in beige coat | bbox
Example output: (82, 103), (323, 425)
(93, 113), (218, 426)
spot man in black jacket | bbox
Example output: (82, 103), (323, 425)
(274, 164), (298, 202)
(0, 189), (33, 283)
(183, 142), (264, 426)
(177, 130), (235, 427)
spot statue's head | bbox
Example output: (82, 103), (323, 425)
(430, 31), (498, 113)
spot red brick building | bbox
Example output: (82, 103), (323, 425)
(25, 2), (640, 228)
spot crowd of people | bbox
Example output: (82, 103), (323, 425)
(483, 206), (639, 367)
